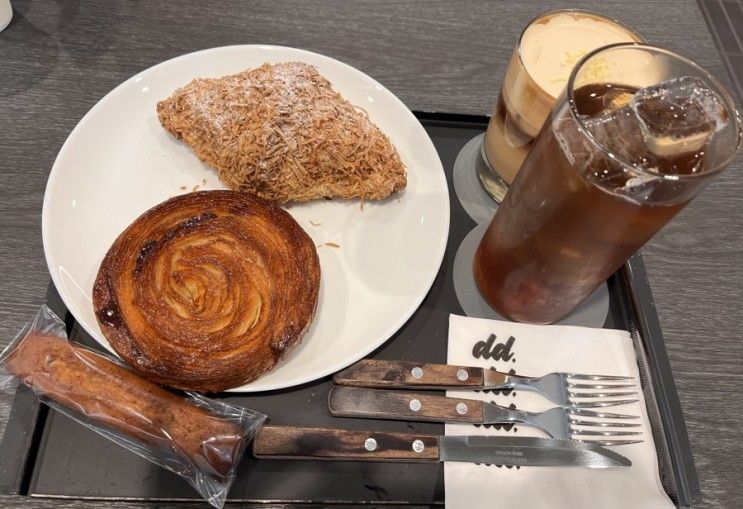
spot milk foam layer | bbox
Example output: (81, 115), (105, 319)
(520, 12), (641, 98)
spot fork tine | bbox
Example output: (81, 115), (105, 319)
(571, 429), (642, 437)
(567, 383), (636, 390)
(576, 439), (643, 446)
(569, 418), (642, 428)
(568, 407), (640, 419)
(567, 374), (635, 381)
(568, 391), (638, 399)
(568, 399), (639, 408)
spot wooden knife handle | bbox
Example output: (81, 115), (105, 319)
(328, 386), (484, 423)
(333, 359), (484, 389)
(253, 425), (440, 462)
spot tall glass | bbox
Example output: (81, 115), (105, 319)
(479, 9), (644, 203)
(474, 44), (742, 324)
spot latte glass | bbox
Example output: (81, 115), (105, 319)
(478, 9), (644, 202)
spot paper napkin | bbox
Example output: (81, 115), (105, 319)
(445, 314), (673, 509)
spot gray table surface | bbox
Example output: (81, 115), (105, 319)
(0, 0), (741, 507)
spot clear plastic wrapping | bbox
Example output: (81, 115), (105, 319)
(0, 305), (266, 508)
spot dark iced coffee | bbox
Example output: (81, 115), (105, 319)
(474, 45), (742, 324)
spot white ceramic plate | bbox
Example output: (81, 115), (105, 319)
(42, 45), (449, 392)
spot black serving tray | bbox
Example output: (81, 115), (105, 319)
(0, 112), (700, 507)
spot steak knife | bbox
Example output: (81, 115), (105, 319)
(253, 425), (631, 467)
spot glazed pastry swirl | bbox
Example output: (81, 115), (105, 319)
(93, 190), (320, 392)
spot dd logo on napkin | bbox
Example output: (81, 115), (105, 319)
(470, 332), (520, 465)
(472, 334), (515, 362)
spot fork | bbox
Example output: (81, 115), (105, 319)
(329, 386), (643, 446)
(333, 359), (638, 408)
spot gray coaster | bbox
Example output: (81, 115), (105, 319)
(452, 133), (498, 224)
(453, 223), (610, 328)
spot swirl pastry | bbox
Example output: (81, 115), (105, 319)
(93, 190), (320, 392)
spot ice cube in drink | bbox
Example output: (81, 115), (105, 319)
(582, 77), (730, 179)
(630, 76), (728, 160)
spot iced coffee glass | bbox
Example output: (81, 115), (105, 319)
(479, 10), (644, 202)
(474, 44), (742, 324)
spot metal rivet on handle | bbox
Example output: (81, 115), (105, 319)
(456, 402), (468, 415)
(412, 440), (425, 453)
(409, 399), (422, 412)
(411, 367), (423, 379)
(364, 438), (377, 451)
(457, 369), (469, 381)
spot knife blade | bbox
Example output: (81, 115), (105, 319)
(439, 435), (630, 467)
(252, 425), (631, 468)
